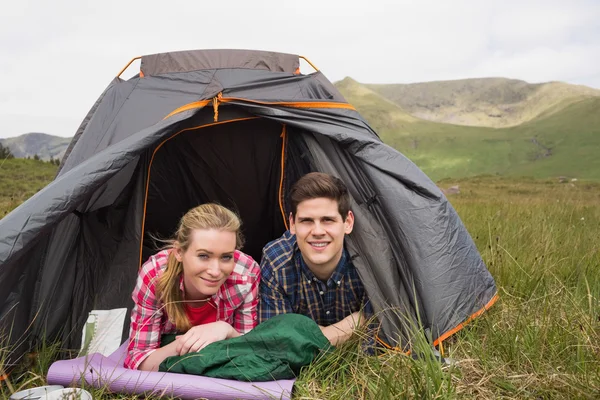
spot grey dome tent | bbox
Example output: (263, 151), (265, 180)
(0, 49), (497, 363)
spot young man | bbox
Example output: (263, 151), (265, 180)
(259, 172), (370, 346)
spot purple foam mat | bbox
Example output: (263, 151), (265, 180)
(47, 343), (295, 399)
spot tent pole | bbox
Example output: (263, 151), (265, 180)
(117, 56), (142, 78)
(299, 56), (319, 72)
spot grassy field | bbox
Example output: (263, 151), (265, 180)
(0, 158), (58, 218)
(1, 175), (598, 399)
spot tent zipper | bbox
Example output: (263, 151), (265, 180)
(212, 92), (223, 122)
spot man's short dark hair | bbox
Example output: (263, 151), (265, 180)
(289, 172), (351, 220)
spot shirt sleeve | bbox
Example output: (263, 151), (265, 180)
(362, 294), (374, 318)
(258, 255), (294, 324)
(361, 293), (378, 354)
(123, 258), (164, 369)
(232, 258), (260, 334)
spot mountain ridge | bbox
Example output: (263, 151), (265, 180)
(341, 77), (600, 128)
(0, 132), (72, 161)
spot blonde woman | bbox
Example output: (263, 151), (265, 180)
(124, 204), (260, 371)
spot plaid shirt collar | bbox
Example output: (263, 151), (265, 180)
(294, 240), (350, 289)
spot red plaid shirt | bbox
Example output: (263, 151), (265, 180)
(124, 249), (260, 369)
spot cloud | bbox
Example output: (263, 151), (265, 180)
(472, 44), (600, 85)
(1, 0), (599, 138)
(488, 0), (600, 50)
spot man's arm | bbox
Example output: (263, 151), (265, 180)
(319, 311), (365, 346)
(258, 264), (294, 323)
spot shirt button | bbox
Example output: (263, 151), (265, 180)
(319, 291), (324, 295)
(326, 311), (330, 315)
(337, 281), (341, 285)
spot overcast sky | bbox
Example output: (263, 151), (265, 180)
(1, 0), (599, 139)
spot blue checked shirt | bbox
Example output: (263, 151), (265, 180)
(259, 231), (370, 326)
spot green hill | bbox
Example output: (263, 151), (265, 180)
(336, 78), (600, 181)
(363, 77), (600, 128)
(334, 77), (418, 127)
(506, 97), (600, 179)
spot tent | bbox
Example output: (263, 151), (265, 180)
(0, 49), (497, 363)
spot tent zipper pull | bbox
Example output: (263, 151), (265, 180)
(213, 92), (222, 122)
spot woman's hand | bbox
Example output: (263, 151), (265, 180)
(175, 321), (239, 355)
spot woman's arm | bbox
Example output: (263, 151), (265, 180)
(233, 257), (261, 333)
(137, 320), (240, 371)
(124, 255), (168, 370)
(138, 340), (180, 372)
(175, 321), (240, 355)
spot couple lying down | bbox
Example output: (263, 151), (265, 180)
(124, 172), (372, 379)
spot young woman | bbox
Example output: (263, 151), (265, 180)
(124, 203), (260, 371)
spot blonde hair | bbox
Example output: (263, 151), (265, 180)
(156, 203), (244, 332)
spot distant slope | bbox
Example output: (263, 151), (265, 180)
(335, 77), (425, 147)
(0, 133), (71, 160)
(362, 78), (600, 128)
(336, 78), (600, 181)
(401, 97), (600, 181)
(506, 97), (600, 179)
(336, 77), (417, 125)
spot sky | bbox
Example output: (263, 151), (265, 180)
(1, 0), (599, 138)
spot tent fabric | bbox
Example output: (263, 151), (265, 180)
(140, 49), (301, 76)
(159, 313), (331, 381)
(0, 49), (497, 364)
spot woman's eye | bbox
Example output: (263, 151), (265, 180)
(221, 255), (233, 261)
(198, 254), (209, 260)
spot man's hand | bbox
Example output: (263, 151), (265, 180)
(319, 311), (365, 346)
(175, 321), (239, 355)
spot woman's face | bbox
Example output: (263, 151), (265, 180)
(175, 228), (237, 301)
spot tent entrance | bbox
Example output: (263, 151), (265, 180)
(143, 117), (293, 262)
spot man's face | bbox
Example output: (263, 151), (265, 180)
(290, 197), (354, 278)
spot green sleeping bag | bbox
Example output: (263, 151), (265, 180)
(159, 313), (332, 381)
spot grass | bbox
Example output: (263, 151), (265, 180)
(437, 176), (600, 399)
(0, 158), (58, 218)
(1, 175), (598, 399)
